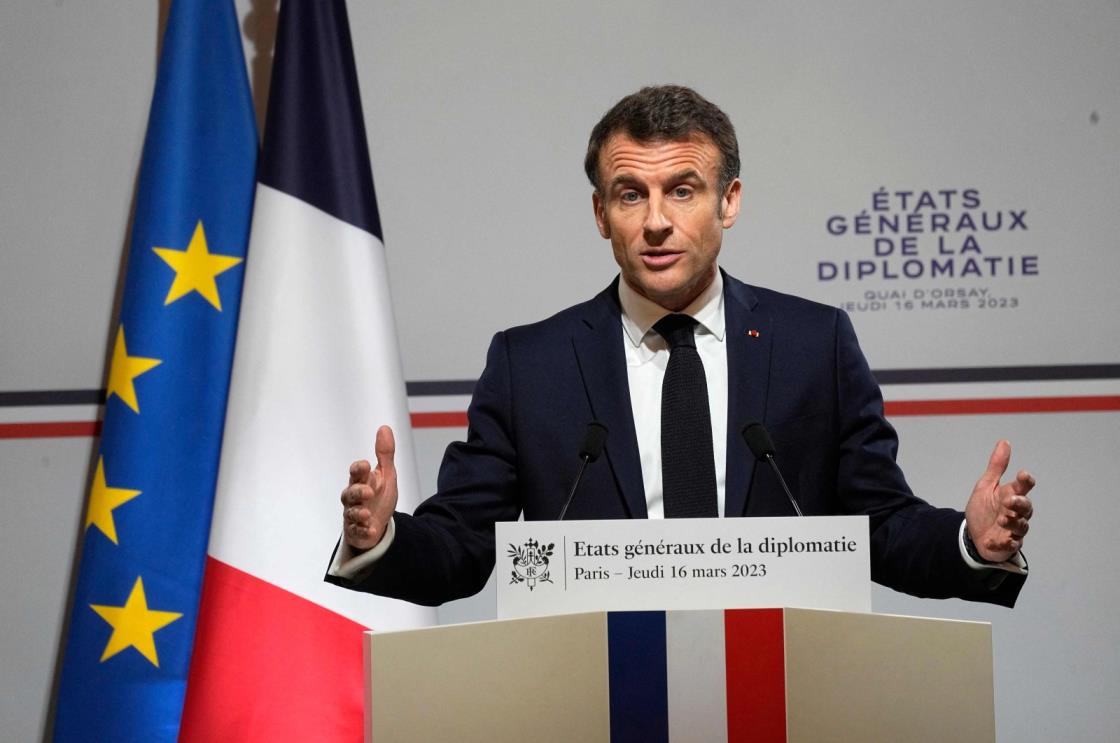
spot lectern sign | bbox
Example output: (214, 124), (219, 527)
(496, 516), (870, 619)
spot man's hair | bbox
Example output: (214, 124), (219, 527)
(584, 85), (740, 197)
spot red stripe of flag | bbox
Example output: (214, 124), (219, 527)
(179, 558), (368, 742)
(725, 608), (786, 743)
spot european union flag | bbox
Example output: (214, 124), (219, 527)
(52, 1), (256, 739)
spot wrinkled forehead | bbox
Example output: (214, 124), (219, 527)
(598, 132), (722, 186)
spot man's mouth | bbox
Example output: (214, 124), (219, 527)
(641, 250), (682, 268)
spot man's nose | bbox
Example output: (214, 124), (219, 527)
(642, 194), (673, 245)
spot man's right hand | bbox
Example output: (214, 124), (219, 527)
(341, 425), (399, 551)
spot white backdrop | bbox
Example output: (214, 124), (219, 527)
(1, 2), (1118, 740)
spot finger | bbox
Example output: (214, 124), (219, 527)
(348, 520), (374, 542)
(374, 425), (397, 477)
(984, 532), (1021, 555)
(997, 514), (1029, 538)
(1010, 470), (1035, 496)
(341, 483), (373, 507)
(977, 440), (1011, 488)
(1002, 493), (1033, 519)
(346, 515), (385, 550)
(349, 459), (371, 486)
(345, 505), (371, 524)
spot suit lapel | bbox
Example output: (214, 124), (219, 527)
(571, 281), (647, 518)
(723, 274), (772, 517)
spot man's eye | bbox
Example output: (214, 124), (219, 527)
(673, 187), (693, 198)
(620, 191), (641, 203)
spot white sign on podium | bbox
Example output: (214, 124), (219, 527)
(496, 516), (870, 619)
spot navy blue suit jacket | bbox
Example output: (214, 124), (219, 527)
(327, 273), (1024, 607)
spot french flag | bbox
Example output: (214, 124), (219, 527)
(179, 2), (434, 740)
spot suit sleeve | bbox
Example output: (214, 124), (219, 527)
(833, 310), (1025, 607)
(323, 331), (522, 606)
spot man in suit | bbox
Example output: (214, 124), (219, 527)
(327, 85), (1035, 607)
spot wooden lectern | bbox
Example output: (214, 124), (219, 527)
(363, 607), (994, 742)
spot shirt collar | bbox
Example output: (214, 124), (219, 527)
(618, 269), (726, 347)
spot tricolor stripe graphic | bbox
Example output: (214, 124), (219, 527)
(604, 610), (788, 742)
(5, 365), (1119, 439)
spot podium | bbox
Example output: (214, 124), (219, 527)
(363, 607), (995, 742)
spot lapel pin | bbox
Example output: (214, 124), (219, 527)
(747, 329), (761, 338)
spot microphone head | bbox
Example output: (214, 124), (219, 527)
(741, 422), (776, 459)
(579, 422), (609, 462)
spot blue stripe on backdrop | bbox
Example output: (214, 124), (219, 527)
(608, 611), (670, 743)
(5, 363), (1120, 408)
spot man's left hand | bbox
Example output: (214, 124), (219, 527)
(965, 440), (1036, 562)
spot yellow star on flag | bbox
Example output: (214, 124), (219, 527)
(152, 220), (243, 310)
(84, 457), (141, 545)
(90, 576), (182, 667)
(105, 325), (161, 414)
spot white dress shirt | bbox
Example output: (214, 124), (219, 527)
(618, 271), (727, 518)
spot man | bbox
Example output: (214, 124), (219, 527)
(326, 85), (1034, 606)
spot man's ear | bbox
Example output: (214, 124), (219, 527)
(721, 178), (742, 228)
(592, 191), (611, 239)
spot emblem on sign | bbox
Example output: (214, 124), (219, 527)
(508, 539), (554, 590)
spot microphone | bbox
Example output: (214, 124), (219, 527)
(557, 422), (609, 520)
(741, 422), (804, 517)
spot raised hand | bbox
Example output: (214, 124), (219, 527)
(340, 425), (399, 551)
(965, 440), (1036, 563)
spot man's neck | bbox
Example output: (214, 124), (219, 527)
(618, 271), (725, 347)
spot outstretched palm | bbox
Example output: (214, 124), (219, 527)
(965, 440), (1035, 562)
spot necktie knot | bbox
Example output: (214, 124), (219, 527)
(653, 313), (698, 350)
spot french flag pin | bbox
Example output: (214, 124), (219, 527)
(747, 329), (761, 338)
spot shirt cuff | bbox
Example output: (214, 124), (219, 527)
(327, 516), (397, 580)
(958, 520), (1028, 575)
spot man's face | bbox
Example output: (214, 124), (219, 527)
(592, 132), (741, 311)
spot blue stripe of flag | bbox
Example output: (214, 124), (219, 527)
(257, 0), (382, 239)
(608, 611), (670, 743)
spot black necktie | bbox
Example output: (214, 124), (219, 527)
(654, 314), (719, 518)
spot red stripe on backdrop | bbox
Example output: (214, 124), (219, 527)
(179, 558), (368, 743)
(3, 397), (1118, 439)
(885, 395), (1120, 416)
(725, 608), (786, 743)
(0, 421), (101, 439)
(0, 416), (465, 439)
(410, 411), (468, 428)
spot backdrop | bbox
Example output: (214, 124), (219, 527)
(2, 2), (1117, 740)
